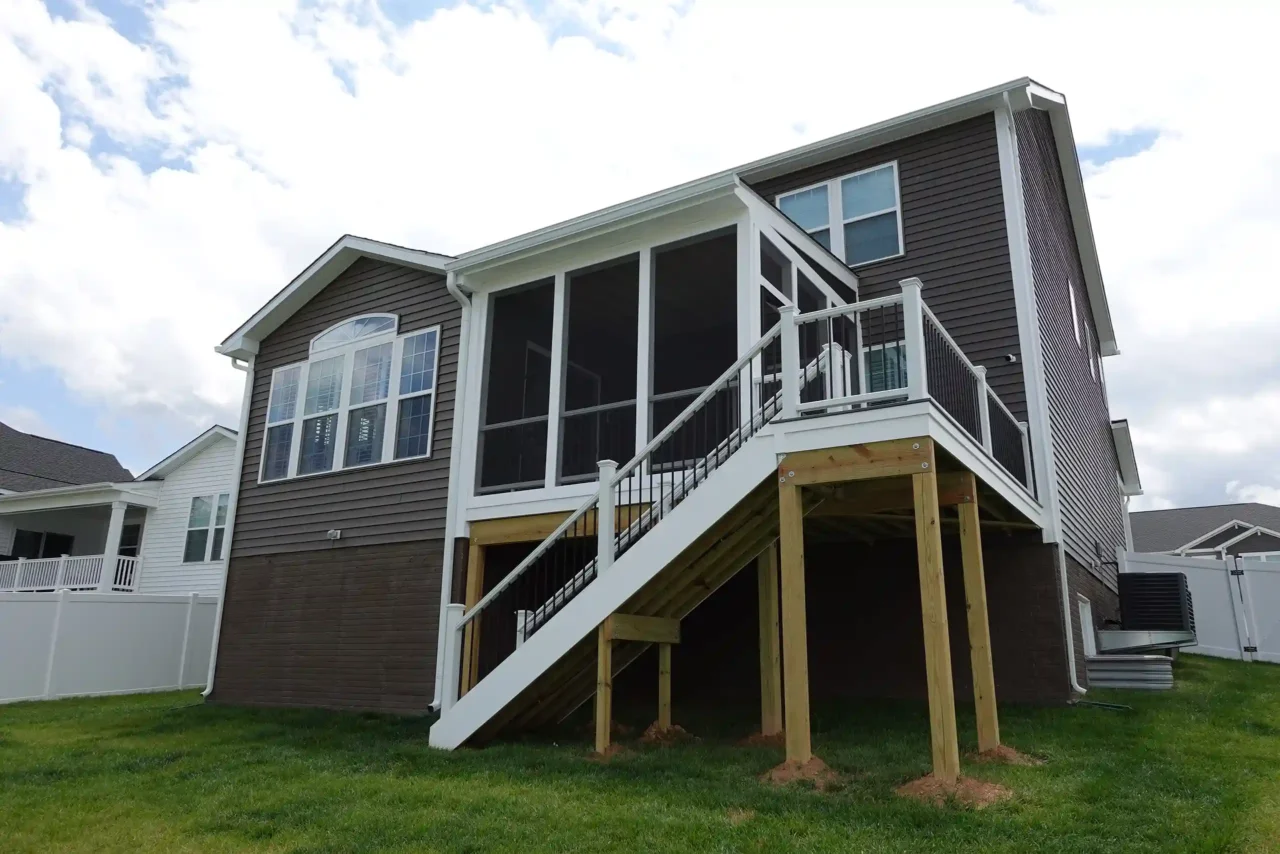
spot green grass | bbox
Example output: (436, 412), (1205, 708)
(1, 656), (1277, 853)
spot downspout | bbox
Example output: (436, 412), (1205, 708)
(431, 270), (472, 710)
(1057, 544), (1087, 697)
(204, 353), (256, 698)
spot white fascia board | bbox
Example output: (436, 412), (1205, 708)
(1175, 519), (1252, 552)
(1215, 524), (1280, 552)
(448, 78), (1042, 279)
(135, 425), (238, 481)
(0, 481), (161, 513)
(447, 175), (742, 276)
(217, 235), (454, 361)
(735, 77), (1036, 184)
(1027, 88), (1119, 357)
(1110, 419), (1143, 496)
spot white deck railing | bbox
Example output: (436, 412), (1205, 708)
(784, 278), (1033, 491)
(0, 555), (140, 593)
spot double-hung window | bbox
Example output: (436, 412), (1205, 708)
(260, 314), (441, 482)
(777, 162), (903, 266)
(184, 493), (229, 563)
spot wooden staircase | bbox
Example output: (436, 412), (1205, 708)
(470, 477), (782, 741)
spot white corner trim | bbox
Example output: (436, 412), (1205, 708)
(204, 354), (256, 697)
(995, 99), (1061, 546)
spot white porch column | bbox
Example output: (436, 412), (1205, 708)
(900, 278), (928, 401)
(98, 500), (128, 592)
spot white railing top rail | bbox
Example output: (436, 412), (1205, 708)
(793, 292), (903, 324)
(461, 322), (784, 629)
(611, 322), (781, 487)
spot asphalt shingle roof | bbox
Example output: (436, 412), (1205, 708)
(1130, 502), (1280, 553)
(0, 422), (133, 493)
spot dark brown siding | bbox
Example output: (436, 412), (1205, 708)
(1227, 532), (1280, 556)
(751, 114), (1026, 419)
(1017, 110), (1126, 589)
(615, 534), (1074, 711)
(232, 257), (461, 557)
(210, 540), (443, 713)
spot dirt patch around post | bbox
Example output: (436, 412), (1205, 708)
(638, 722), (696, 746)
(738, 731), (786, 749)
(968, 745), (1044, 766)
(895, 774), (1013, 809)
(761, 757), (842, 791)
(587, 744), (630, 762)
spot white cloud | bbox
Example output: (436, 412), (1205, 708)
(1227, 481), (1280, 507)
(0, 0), (1278, 506)
(0, 404), (58, 439)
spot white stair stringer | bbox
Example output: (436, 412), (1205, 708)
(428, 432), (780, 750)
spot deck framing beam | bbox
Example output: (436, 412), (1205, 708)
(604, 614), (681, 644)
(781, 438), (935, 488)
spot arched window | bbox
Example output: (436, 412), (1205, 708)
(260, 313), (441, 482)
(310, 314), (398, 354)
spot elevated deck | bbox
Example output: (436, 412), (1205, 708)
(433, 280), (1038, 782)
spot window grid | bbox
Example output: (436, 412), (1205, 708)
(777, 161), (904, 267)
(259, 318), (441, 483)
(183, 492), (230, 563)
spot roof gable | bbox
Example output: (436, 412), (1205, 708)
(136, 425), (238, 481)
(1131, 502), (1280, 553)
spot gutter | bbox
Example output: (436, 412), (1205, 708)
(204, 354), (255, 698)
(430, 272), (473, 711)
(1057, 545), (1088, 697)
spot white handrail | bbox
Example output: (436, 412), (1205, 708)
(612, 323), (782, 486)
(793, 292), (904, 324)
(460, 323), (784, 629)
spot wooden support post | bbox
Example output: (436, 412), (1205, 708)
(658, 643), (672, 730)
(595, 623), (613, 754)
(778, 476), (811, 763)
(460, 541), (485, 696)
(757, 545), (783, 736)
(957, 476), (1000, 753)
(913, 470), (961, 783)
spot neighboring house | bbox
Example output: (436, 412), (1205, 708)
(0, 426), (238, 596)
(1131, 502), (1280, 561)
(208, 78), (1142, 780)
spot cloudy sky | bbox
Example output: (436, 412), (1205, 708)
(0, 0), (1277, 510)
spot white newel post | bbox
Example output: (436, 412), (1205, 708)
(442, 603), (465, 711)
(54, 554), (68, 589)
(98, 501), (128, 592)
(596, 459), (618, 575)
(779, 304), (799, 420)
(900, 278), (928, 401)
(178, 591), (199, 688)
(15, 556), (27, 589)
(975, 366), (993, 453)
(515, 610), (531, 648)
(43, 588), (68, 699)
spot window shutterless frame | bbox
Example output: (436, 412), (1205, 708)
(775, 161), (905, 268)
(258, 315), (442, 484)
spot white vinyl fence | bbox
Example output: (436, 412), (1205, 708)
(0, 591), (217, 704)
(1119, 550), (1280, 664)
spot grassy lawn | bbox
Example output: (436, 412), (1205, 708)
(1, 656), (1277, 853)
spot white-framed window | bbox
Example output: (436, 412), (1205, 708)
(1241, 551), (1280, 563)
(259, 314), (441, 483)
(1069, 279), (1082, 347)
(776, 161), (904, 267)
(184, 493), (229, 563)
(864, 340), (908, 393)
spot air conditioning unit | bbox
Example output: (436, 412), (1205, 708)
(1095, 572), (1197, 656)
